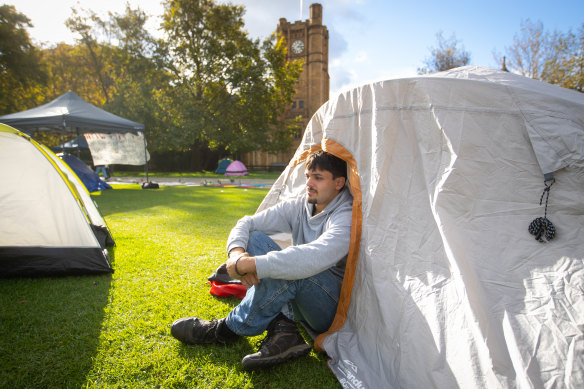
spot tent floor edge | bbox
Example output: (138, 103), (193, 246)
(0, 247), (114, 277)
(91, 224), (115, 247)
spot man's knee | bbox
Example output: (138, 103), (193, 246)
(249, 230), (269, 243)
(247, 231), (281, 257)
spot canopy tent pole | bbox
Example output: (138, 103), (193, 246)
(143, 132), (148, 182)
(141, 130), (158, 189)
(61, 119), (67, 152)
(76, 128), (81, 158)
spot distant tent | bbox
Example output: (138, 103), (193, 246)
(0, 124), (114, 277)
(0, 90), (156, 186)
(54, 135), (89, 152)
(0, 91), (144, 133)
(225, 160), (248, 176)
(60, 153), (112, 192)
(215, 158), (232, 174)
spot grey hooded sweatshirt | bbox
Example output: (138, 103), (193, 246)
(226, 187), (353, 280)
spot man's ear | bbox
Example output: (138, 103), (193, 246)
(335, 176), (346, 191)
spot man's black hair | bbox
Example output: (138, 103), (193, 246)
(306, 150), (347, 179)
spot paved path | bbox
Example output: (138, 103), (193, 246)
(106, 176), (276, 187)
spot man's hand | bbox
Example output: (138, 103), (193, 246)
(239, 272), (260, 289)
(226, 249), (259, 288)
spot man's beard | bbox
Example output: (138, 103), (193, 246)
(307, 187), (317, 204)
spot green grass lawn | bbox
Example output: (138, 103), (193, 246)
(0, 185), (341, 388)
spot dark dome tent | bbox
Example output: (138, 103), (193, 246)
(214, 158), (232, 174)
(60, 153), (112, 192)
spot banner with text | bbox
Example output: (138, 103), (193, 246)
(85, 132), (150, 166)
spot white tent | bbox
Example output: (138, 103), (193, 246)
(0, 124), (114, 276)
(258, 67), (584, 388)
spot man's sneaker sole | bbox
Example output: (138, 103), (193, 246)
(241, 343), (311, 370)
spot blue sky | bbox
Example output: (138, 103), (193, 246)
(10, 0), (584, 95)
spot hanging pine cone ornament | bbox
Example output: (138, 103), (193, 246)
(529, 178), (556, 243)
(528, 217), (556, 242)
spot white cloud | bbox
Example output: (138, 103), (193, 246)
(354, 51), (368, 63)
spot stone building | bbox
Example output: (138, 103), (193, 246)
(243, 3), (329, 170)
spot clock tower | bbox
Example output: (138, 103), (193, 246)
(279, 3), (329, 141)
(243, 3), (329, 169)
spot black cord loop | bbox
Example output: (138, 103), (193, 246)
(529, 178), (556, 243)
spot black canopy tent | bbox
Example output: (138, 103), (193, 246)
(0, 91), (155, 186)
(0, 90), (144, 132)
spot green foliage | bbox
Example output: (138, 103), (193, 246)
(18, 0), (303, 169)
(540, 23), (584, 92)
(498, 20), (555, 79)
(64, 6), (173, 133)
(497, 20), (584, 92)
(418, 31), (470, 74)
(160, 0), (301, 159)
(0, 185), (340, 388)
(0, 5), (48, 113)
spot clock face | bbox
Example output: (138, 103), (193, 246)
(291, 40), (304, 54)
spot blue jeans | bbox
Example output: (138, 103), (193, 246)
(225, 231), (343, 337)
(95, 166), (108, 179)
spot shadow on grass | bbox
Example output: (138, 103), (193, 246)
(174, 323), (341, 388)
(0, 250), (115, 388)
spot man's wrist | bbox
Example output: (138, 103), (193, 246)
(229, 247), (245, 258)
(234, 253), (246, 277)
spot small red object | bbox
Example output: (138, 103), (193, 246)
(209, 281), (247, 299)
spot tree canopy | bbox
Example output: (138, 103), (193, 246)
(3, 5), (581, 171)
(2, 1), (301, 170)
(497, 20), (583, 92)
(0, 5), (47, 113)
(418, 32), (471, 74)
(160, 0), (302, 161)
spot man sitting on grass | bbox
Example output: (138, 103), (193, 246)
(171, 150), (353, 370)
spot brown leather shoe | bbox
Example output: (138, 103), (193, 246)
(241, 314), (311, 370)
(171, 317), (239, 344)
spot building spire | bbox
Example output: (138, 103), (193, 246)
(300, 0), (303, 20)
(501, 56), (509, 72)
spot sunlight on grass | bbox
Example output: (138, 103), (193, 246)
(0, 185), (340, 388)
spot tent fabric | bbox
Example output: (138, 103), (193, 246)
(0, 124), (114, 276)
(60, 153), (112, 192)
(42, 146), (114, 248)
(0, 91), (144, 133)
(214, 158), (232, 174)
(55, 135), (89, 151)
(257, 67), (584, 388)
(225, 160), (249, 176)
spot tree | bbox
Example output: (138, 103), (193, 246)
(540, 23), (584, 92)
(0, 5), (47, 113)
(497, 20), (554, 79)
(65, 7), (118, 104)
(161, 0), (301, 166)
(41, 43), (110, 104)
(62, 5), (176, 151)
(497, 20), (583, 92)
(99, 5), (174, 152)
(418, 32), (471, 74)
